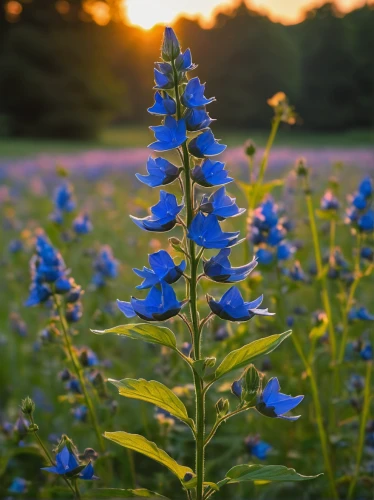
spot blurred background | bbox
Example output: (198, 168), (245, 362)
(0, 0), (373, 150)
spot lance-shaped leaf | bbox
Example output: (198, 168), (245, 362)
(91, 324), (177, 350)
(217, 464), (322, 488)
(105, 432), (193, 481)
(83, 488), (170, 499)
(214, 331), (291, 381)
(109, 378), (195, 430)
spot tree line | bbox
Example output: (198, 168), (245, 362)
(0, 0), (372, 138)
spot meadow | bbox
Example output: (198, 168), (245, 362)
(0, 30), (374, 500)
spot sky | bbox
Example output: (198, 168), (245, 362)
(125, 0), (367, 29)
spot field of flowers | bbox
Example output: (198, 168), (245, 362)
(0, 27), (373, 500)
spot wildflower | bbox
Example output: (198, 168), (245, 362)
(148, 92), (176, 116)
(8, 239), (23, 253)
(78, 348), (99, 367)
(148, 116), (187, 152)
(231, 380), (242, 399)
(181, 77), (214, 108)
(72, 405), (88, 422)
(360, 342), (373, 361)
(65, 303), (83, 323)
(256, 248), (274, 265)
(117, 281), (187, 322)
(358, 209), (374, 232)
(187, 213), (241, 249)
(361, 247), (373, 262)
(191, 159), (233, 187)
(348, 306), (374, 321)
(154, 67), (174, 90)
(256, 377), (303, 421)
(185, 107), (214, 131)
(42, 445), (98, 480)
(131, 191), (183, 232)
(203, 248), (257, 283)
(207, 286), (274, 322)
(277, 241), (294, 261)
(73, 214), (93, 235)
(245, 435), (272, 460)
(8, 478), (28, 494)
(188, 129), (226, 158)
(199, 187), (245, 220)
(286, 261), (307, 282)
(320, 190), (339, 211)
(66, 378), (81, 394)
(134, 250), (186, 289)
(54, 182), (75, 213)
(347, 374), (365, 393)
(136, 157), (181, 188)
(92, 245), (118, 287)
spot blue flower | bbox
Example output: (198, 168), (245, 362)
(131, 191), (183, 232)
(256, 377), (304, 421)
(360, 342), (373, 361)
(188, 130), (226, 158)
(148, 116), (187, 151)
(266, 225), (286, 246)
(78, 461), (98, 480)
(352, 193), (367, 210)
(277, 242), (294, 261)
(187, 213), (242, 249)
(286, 261), (307, 282)
(175, 48), (197, 72)
(42, 446), (79, 476)
(8, 478), (28, 494)
(245, 436), (272, 460)
(358, 209), (374, 232)
(348, 306), (374, 321)
(134, 250), (186, 289)
(54, 183), (75, 213)
(25, 282), (51, 307)
(66, 378), (81, 394)
(361, 247), (373, 262)
(203, 248), (257, 283)
(207, 286), (274, 322)
(72, 405), (88, 422)
(154, 67), (174, 90)
(320, 190), (339, 210)
(73, 214), (93, 235)
(148, 92), (176, 116)
(358, 177), (372, 198)
(191, 159), (233, 187)
(8, 239), (23, 253)
(231, 380), (242, 399)
(253, 198), (279, 231)
(185, 107), (214, 131)
(181, 77), (214, 108)
(256, 248), (274, 265)
(92, 245), (118, 287)
(136, 157), (181, 188)
(117, 281), (187, 322)
(65, 303), (83, 323)
(200, 187), (245, 220)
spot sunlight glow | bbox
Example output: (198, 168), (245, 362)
(125, 0), (366, 29)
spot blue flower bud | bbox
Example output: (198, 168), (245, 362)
(162, 27), (181, 61)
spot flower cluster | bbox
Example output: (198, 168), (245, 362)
(92, 245), (119, 288)
(25, 231), (83, 322)
(250, 197), (294, 265)
(346, 177), (373, 233)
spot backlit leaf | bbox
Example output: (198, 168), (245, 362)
(92, 324), (177, 350)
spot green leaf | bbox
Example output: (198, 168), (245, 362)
(91, 324), (177, 350)
(192, 359), (206, 378)
(109, 378), (195, 430)
(105, 432), (193, 481)
(83, 488), (170, 499)
(214, 331), (292, 380)
(218, 464), (322, 487)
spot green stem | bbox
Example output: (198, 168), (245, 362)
(53, 293), (105, 453)
(348, 360), (372, 500)
(172, 59), (205, 500)
(29, 415), (76, 498)
(72, 478), (82, 500)
(304, 188), (337, 361)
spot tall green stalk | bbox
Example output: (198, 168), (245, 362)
(172, 59), (205, 500)
(348, 360), (372, 500)
(53, 293), (105, 453)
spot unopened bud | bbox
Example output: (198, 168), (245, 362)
(21, 396), (35, 416)
(162, 27), (181, 62)
(215, 398), (229, 418)
(244, 140), (256, 157)
(242, 365), (261, 403)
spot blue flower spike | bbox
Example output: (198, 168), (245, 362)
(136, 157), (181, 188)
(203, 248), (257, 283)
(42, 446), (98, 480)
(148, 116), (187, 152)
(134, 250), (186, 289)
(207, 286), (274, 322)
(117, 281), (187, 322)
(199, 186), (245, 220)
(256, 377), (304, 421)
(130, 191), (183, 232)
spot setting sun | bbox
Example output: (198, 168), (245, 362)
(125, 0), (366, 29)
